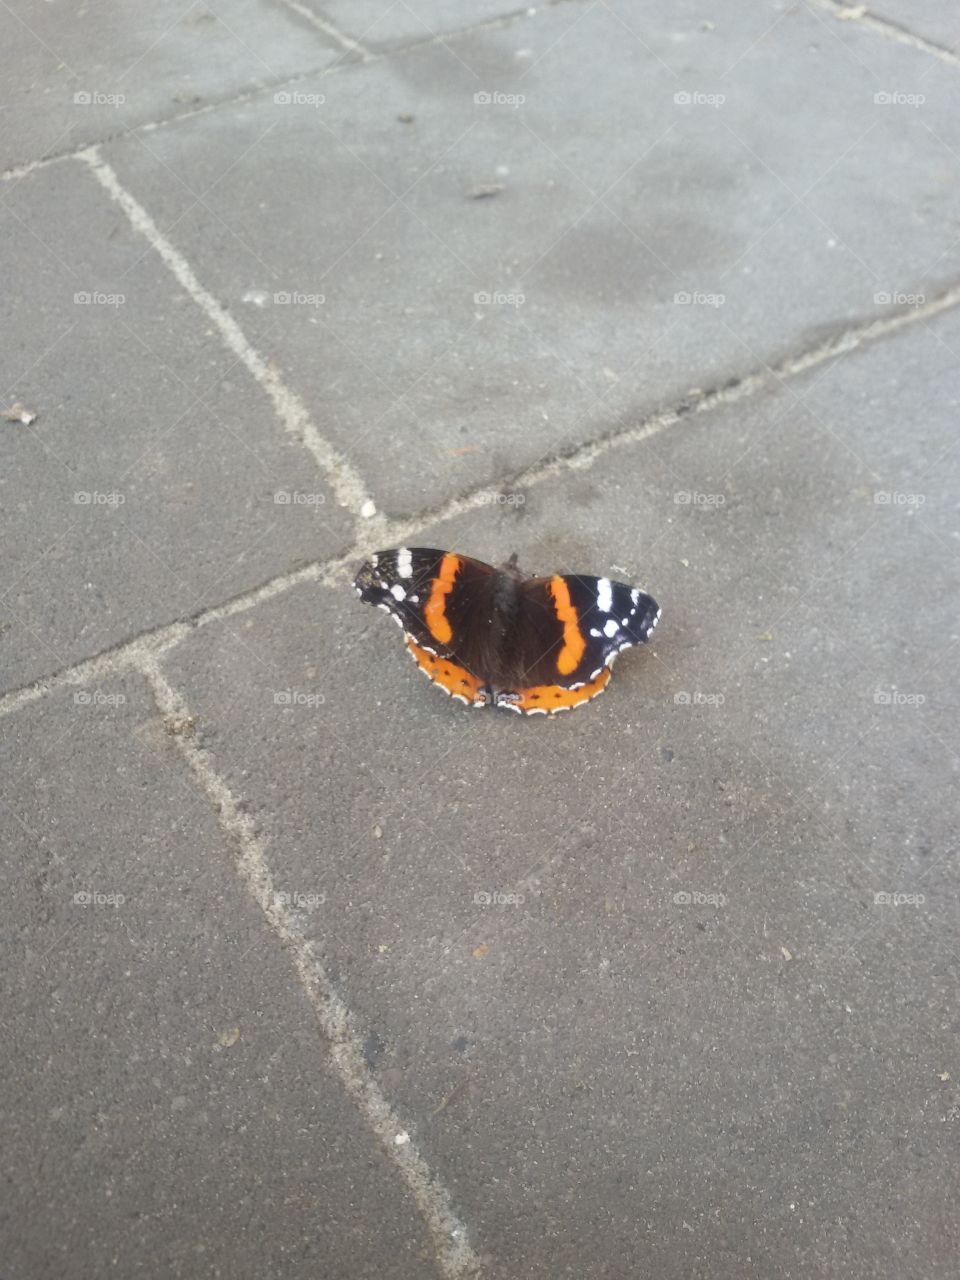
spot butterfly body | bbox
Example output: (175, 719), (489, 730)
(354, 547), (660, 715)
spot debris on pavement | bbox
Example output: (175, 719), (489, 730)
(2, 402), (38, 424)
(431, 1077), (471, 1116)
(164, 714), (197, 737)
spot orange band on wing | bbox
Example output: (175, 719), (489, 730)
(549, 575), (586, 676)
(423, 553), (461, 645)
(515, 666), (611, 713)
(406, 636), (486, 703)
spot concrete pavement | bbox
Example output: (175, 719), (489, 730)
(2, 2), (958, 1277)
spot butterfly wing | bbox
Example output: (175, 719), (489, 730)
(354, 548), (497, 705)
(494, 574), (660, 714)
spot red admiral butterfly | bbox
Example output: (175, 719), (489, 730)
(354, 548), (660, 714)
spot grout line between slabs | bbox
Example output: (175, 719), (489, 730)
(136, 651), (483, 1280)
(808, 0), (960, 69)
(0, 0), (952, 185)
(0, 2), (563, 183)
(273, 0), (373, 57)
(77, 145), (374, 521)
(376, 273), (960, 528)
(3, 272), (960, 722)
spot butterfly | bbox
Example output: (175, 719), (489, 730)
(354, 547), (660, 714)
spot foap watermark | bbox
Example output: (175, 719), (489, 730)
(474, 890), (525, 906)
(674, 90), (725, 108)
(874, 291), (925, 308)
(273, 90), (325, 107)
(477, 492), (525, 507)
(874, 891), (925, 907)
(274, 291), (324, 307)
(74, 291), (125, 307)
(74, 890), (125, 908)
(73, 690), (126, 707)
(873, 689), (926, 707)
(874, 490), (925, 507)
(474, 90), (525, 108)
(74, 491), (125, 507)
(274, 689), (325, 708)
(673, 890), (726, 907)
(274, 890), (326, 911)
(874, 90), (924, 108)
(674, 490), (725, 507)
(474, 290), (525, 308)
(674, 690), (725, 706)
(274, 489), (326, 506)
(74, 90), (125, 107)
(674, 290), (725, 307)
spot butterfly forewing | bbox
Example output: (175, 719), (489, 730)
(514, 574), (660, 688)
(354, 547), (496, 671)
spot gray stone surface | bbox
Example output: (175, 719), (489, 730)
(295, 0), (530, 47)
(0, 159), (351, 692)
(164, 308), (960, 1279)
(0, 0), (341, 171)
(4, 0), (960, 1276)
(0, 674), (439, 1279)
(95, 1), (960, 515)
(864, 1), (959, 52)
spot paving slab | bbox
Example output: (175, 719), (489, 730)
(163, 303), (960, 1278)
(0, 672), (441, 1279)
(853, 1), (959, 53)
(0, 0), (343, 172)
(96, 0), (960, 516)
(292, 0), (552, 48)
(0, 158), (352, 694)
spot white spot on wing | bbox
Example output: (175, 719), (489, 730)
(397, 547), (412, 578)
(390, 583), (406, 601)
(603, 618), (619, 639)
(597, 578), (613, 613)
